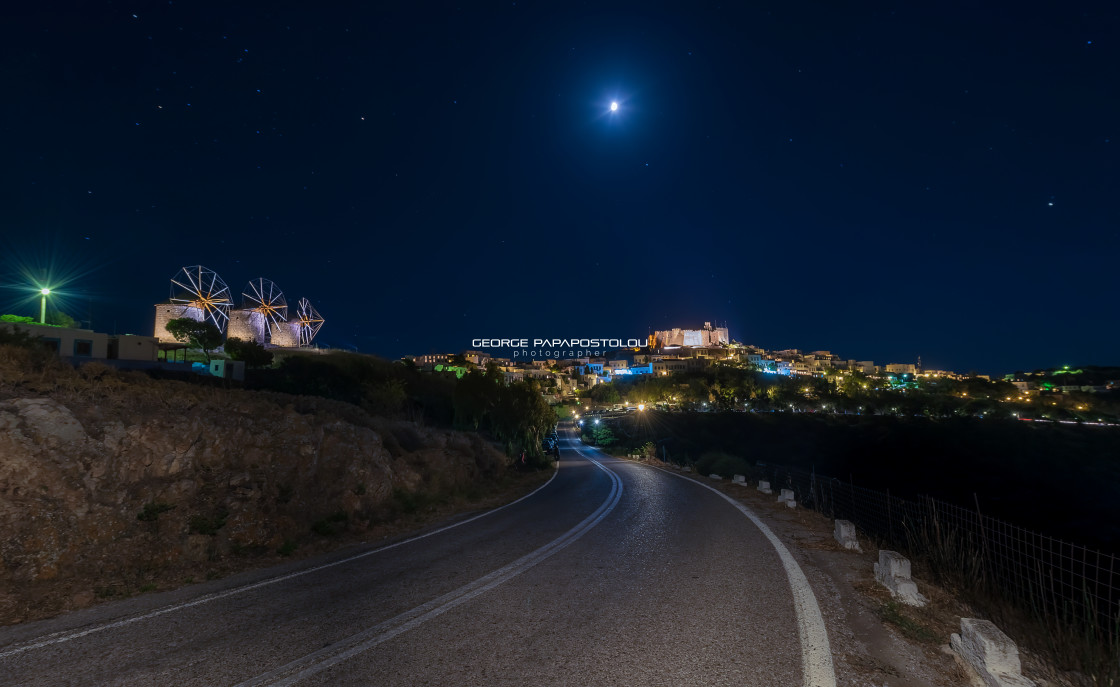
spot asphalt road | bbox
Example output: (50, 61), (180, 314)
(0, 424), (835, 686)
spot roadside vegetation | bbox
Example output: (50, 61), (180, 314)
(250, 353), (557, 468)
(577, 363), (1119, 423)
(0, 336), (556, 623)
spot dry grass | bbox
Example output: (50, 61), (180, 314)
(901, 516), (1119, 686)
(0, 344), (541, 625)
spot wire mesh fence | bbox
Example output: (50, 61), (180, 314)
(753, 461), (1120, 644)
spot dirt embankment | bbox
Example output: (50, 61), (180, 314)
(0, 347), (509, 624)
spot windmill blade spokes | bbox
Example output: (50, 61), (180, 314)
(296, 297), (325, 346)
(242, 278), (289, 338)
(169, 265), (232, 333)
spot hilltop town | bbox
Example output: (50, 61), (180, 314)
(405, 322), (1118, 417)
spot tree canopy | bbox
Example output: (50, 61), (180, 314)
(165, 318), (223, 363)
(224, 337), (274, 368)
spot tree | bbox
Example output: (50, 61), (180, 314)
(165, 318), (223, 363)
(449, 353), (473, 368)
(46, 310), (79, 328)
(0, 314), (35, 324)
(0, 324), (41, 348)
(488, 379), (557, 467)
(589, 383), (621, 405)
(591, 424), (616, 446)
(224, 337), (274, 368)
(362, 378), (407, 416)
(453, 368), (497, 429)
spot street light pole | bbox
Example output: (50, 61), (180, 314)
(39, 288), (51, 324)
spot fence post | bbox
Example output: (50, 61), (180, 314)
(711, 457), (1117, 645)
(810, 465), (816, 511)
(973, 492), (990, 588)
(887, 488), (894, 545)
(848, 475), (853, 528)
(1108, 553), (1116, 646)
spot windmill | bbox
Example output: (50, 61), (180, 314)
(295, 298), (325, 346)
(169, 265), (232, 333)
(241, 278), (288, 339)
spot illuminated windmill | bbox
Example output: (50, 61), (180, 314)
(241, 278), (288, 339)
(295, 297), (324, 346)
(169, 265), (232, 333)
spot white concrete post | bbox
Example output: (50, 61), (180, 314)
(950, 618), (1035, 687)
(778, 489), (796, 508)
(757, 480), (772, 494)
(833, 520), (861, 551)
(874, 550), (928, 607)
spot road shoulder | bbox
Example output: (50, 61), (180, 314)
(642, 461), (973, 687)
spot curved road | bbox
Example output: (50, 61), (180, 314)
(0, 424), (835, 686)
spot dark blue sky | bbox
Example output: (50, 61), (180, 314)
(1, 2), (1116, 374)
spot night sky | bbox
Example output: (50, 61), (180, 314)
(1, 2), (1116, 374)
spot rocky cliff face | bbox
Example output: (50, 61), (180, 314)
(0, 352), (506, 624)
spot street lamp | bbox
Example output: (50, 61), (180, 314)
(39, 288), (51, 324)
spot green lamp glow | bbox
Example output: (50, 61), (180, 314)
(39, 288), (51, 324)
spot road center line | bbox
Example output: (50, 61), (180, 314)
(236, 453), (622, 687)
(0, 463), (560, 660)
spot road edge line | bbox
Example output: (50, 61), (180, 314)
(654, 465), (837, 687)
(237, 454), (622, 686)
(0, 463), (560, 659)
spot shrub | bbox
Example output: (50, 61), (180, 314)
(188, 510), (228, 536)
(392, 488), (434, 515)
(137, 502), (174, 522)
(224, 337), (273, 368)
(695, 452), (751, 478)
(311, 510), (348, 536)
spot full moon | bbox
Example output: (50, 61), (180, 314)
(610, 101), (618, 111)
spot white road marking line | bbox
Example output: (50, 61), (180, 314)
(654, 465), (837, 687)
(0, 463), (560, 660)
(237, 454), (622, 686)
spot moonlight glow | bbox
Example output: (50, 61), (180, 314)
(610, 101), (618, 112)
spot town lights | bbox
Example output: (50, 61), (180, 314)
(594, 418), (600, 425)
(637, 404), (645, 411)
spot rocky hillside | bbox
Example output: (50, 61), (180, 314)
(0, 346), (509, 624)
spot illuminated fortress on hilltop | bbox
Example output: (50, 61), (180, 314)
(652, 322), (729, 349)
